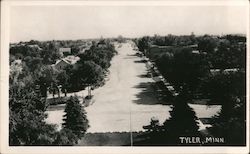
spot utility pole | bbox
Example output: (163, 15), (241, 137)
(130, 104), (133, 146)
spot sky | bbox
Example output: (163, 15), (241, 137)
(10, 5), (248, 43)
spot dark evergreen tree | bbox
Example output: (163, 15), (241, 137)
(162, 92), (200, 145)
(137, 117), (163, 145)
(62, 96), (89, 139)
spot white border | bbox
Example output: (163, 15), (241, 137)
(1, 0), (249, 154)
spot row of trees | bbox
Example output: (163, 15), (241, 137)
(58, 40), (117, 94)
(136, 34), (246, 145)
(10, 39), (117, 99)
(136, 34), (245, 48)
(136, 34), (245, 69)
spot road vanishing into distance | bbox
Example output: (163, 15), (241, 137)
(46, 41), (221, 133)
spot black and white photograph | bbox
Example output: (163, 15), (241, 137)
(0, 0), (249, 153)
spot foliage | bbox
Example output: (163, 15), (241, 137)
(162, 92), (200, 144)
(9, 82), (57, 145)
(9, 39), (99, 145)
(53, 128), (79, 145)
(138, 92), (200, 145)
(116, 35), (126, 43)
(36, 65), (60, 97)
(207, 39), (246, 69)
(204, 71), (246, 145)
(66, 40), (116, 92)
(137, 36), (150, 53)
(197, 35), (218, 52)
(62, 96), (89, 139)
(136, 34), (246, 145)
(208, 95), (246, 145)
(202, 71), (245, 104)
(156, 47), (209, 97)
(139, 118), (163, 145)
(79, 41), (117, 71)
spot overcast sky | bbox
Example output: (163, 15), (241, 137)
(10, 5), (247, 43)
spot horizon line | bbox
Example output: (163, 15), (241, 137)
(10, 32), (247, 44)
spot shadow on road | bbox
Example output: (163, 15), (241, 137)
(134, 59), (147, 63)
(132, 81), (172, 105)
(137, 73), (151, 78)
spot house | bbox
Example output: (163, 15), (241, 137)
(27, 44), (43, 51)
(53, 59), (70, 70)
(59, 48), (71, 56)
(53, 56), (80, 70)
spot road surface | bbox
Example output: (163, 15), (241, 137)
(85, 41), (172, 132)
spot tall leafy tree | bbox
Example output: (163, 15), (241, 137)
(75, 60), (104, 96)
(9, 81), (56, 145)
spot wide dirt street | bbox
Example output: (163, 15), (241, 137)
(85, 41), (172, 133)
(46, 41), (220, 133)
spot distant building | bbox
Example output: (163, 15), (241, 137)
(53, 59), (70, 70)
(27, 44), (43, 51)
(192, 50), (200, 54)
(186, 44), (198, 49)
(59, 48), (71, 56)
(210, 68), (239, 75)
(52, 55), (80, 70)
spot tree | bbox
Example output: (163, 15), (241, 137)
(49, 81), (60, 98)
(9, 82), (57, 145)
(36, 65), (59, 98)
(117, 35), (125, 43)
(57, 70), (70, 97)
(162, 92), (200, 145)
(137, 91), (200, 145)
(156, 47), (209, 98)
(208, 96), (246, 145)
(203, 71), (246, 145)
(198, 35), (218, 52)
(139, 117), (163, 145)
(75, 60), (104, 96)
(53, 128), (79, 145)
(79, 42), (117, 71)
(137, 37), (150, 54)
(62, 96), (89, 139)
